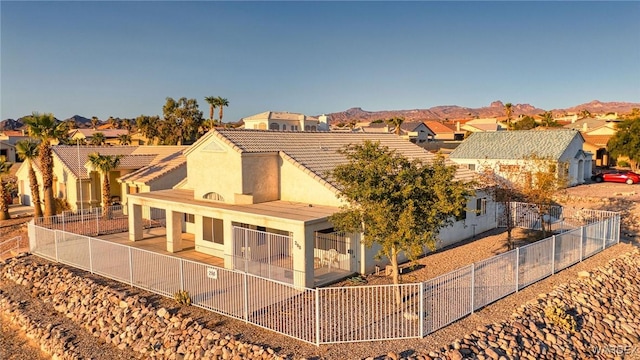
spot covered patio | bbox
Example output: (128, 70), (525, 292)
(126, 189), (357, 287)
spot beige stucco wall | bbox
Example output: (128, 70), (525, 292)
(279, 157), (342, 207)
(241, 153), (279, 203)
(187, 138), (244, 203)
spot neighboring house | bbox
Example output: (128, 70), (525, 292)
(449, 130), (592, 187)
(70, 129), (132, 145)
(15, 145), (186, 211)
(241, 111), (330, 131)
(361, 121), (435, 143)
(460, 118), (504, 133)
(423, 121), (465, 141)
(563, 118), (609, 132)
(126, 129), (496, 287)
(582, 134), (612, 167)
(0, 130), (30, 162)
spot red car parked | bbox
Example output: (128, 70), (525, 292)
(592, 170), (640, 185)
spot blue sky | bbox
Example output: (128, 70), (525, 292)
(2, 1), (639, 122)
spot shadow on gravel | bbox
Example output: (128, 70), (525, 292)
(592, 198), (639, 247)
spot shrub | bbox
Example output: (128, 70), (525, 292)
(544, 305), (577, 332)
(173, 290), (192, 306)
(617, 160), (630, 168)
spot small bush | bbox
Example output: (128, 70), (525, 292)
(544, 305), (577, 332)
(174, 290), (192, 306)
(617, 160), (630, 168)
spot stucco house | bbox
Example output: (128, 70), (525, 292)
(0, 130), (30, 162)
(361, 121), (435, 143)
(126, 130), (497, 287)
(15, 145), (186, 211)
(423, 121), (465, 141)
(241, 111), (330, 132)
(448, 130), (592, 187)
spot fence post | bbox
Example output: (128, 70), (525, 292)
(515, 247), (519, 292)
(128, 246), (134, 286)
(96, 211), (99, 236)
(179, 259), (185, 291)
(243, 272), (249, 323)
(315, 289), (321, 345)
(580, 226), (584, 262)
(617, 214), (621, 244)
(551, 235), (556, 275)
(61, 212), (65, 233)
(54, 230), (59, 262)
(419, 282), (424, 338)
(470, 263), (475, 314)
(602, 221), (607, 251)
(88, 237), (94, 274)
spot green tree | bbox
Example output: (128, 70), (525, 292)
(385, 116), (405, 135)
(87, 153), (122, 219)
(539, 111), (560, 127)
(608, 118), (640, 171)
(504, 102), (513, 127)
(15, 139), (43, 218)
(0, 158), (12, 220)
(91, 116), (99, 130)
(136, 115), (161, 144)
(121, 118), (133, 133)
(23, 112), (67, 217)
(579, 109), (592, 119)
(623, 108), (640, 119)
(204, 96), (217, 124)
(90, 132), (106, 146)
(329, 141), (472, 304)
(162, 97), (204, 145)
(117, 133), (132, 145)
(512, 116), (538, 130)
(217, 97), (229, 123)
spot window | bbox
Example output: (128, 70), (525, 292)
(305, 125), (310, 131)
(476, 198), (487, 216)
(311, 126), (317, 131)
(269, 122), (279, 130)
(203, 192), (224, 202)
(184, 213), (194, 223)
(282, 124), (287, 131)
(203, 217), (224, 245)
(455, 207), (467, 221)
(468, 164), (476, 171)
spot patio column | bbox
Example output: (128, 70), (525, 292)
(222, 219), (234, 269)
(166, 210), (183, 253)
(290, 223), (312, 288)
(128, 203), (143, 241)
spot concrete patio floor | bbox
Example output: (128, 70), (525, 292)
(96, 228), (224, 267)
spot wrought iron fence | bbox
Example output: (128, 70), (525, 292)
(27, 205), (620, 345)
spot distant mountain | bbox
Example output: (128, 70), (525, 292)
(555, 100), (640, 115)
(64, 115), (93, 128)
(324, 100), (639, 124)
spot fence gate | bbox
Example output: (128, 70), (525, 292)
(232, 226), (294, 283)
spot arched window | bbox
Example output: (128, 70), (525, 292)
(311, 126), (317, 131)
(305, 125), (310, 131)
(269, 122), (279, 130)
(282, 124), (287, 131)
(203, 192), (224, 202)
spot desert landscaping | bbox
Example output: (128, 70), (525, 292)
(1, 181), (639, 360)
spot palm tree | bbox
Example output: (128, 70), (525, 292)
(91, 116), (99, 130)
(0, 158), (12, 220)
(117, 133), (132, 145)
(90, 132), (106, 146)
(386, 116), (405, 135)
(15, 140), (43, 218)
(539, 111), (556, 127)
(87, 153), (121, 219)
(204, 96), (217, 123)
(217, 97), (229, 123)
(122, 118), (133, 133)
(504, 103), (513, 127)
(23, 112), (67, 217)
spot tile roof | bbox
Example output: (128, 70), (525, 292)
(449, 130), (582, 160)
(53, 146), (138, 179)
(581, 134), (612, 147)
(424, 121), (457, 134)
(71, 129), (130, 138)
(207, 130), (476, 188)
(562, 119), (608, 131)
(51, 145), (187, 181)
(118, 149), (186, 185)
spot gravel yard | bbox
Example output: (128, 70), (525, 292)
(0, 182), (638, 359)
